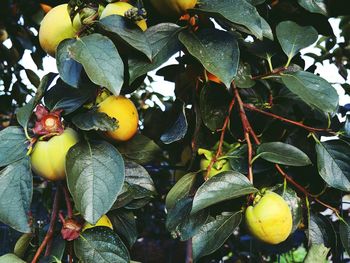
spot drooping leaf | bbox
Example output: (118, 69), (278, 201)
(0, 158), (32, 233)
(256, 142), (312, 166)
(72, 111), (118, 131)
(260, 17), (273, 40)
(304, 244), (330, 263)
(67, 33), (124, 95)
(128, 23), (182, 83)
(298, 0), (328, 16)
(56, 39), (83, 88)
(179, 28), (239, 88)
(281, 71), (339, 113)
(308, 213), (335, 247)
(117, 134), (161, 164)
(193, 211), (242, 260)
(340, 218), (350, 255)
(74, 227), (129, 263)
(17, 73), (57, 129)
(193, 0), (263, 39)
(108, 209), (137, 247)
(166, 173), (196, 210)
(191, 171), (257, 214)
(316, 140), (350, 191)
(276, 21), (318, 60)
(0, 126), (29, 167)
(98, 15), (152, 60)
(160, 100), (188, 144)
(66, 140), (125, 224)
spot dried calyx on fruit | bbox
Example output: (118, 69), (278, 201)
(61, 217), (83, 241)
(32, 105), (64, 137)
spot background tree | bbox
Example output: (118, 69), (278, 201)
(0, 0), (350, 262)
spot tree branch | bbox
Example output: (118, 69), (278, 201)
(31, 188), (61, 263)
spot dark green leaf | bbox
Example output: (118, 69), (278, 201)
(56, 39), (83, 88)
(24, 69), (40, 88)
(256, 142), (311, 166)
(0, 158), (32, 233)
(194, 0), (263, 39)
(125, 161), (156, 197)
(193, 211), (242, 260)
(67, 33), (124, 95)
(128, 23), (182, 83)
(166, 173), (196, 210)
(72, 111), (118, 131)
(74, 227), (129, 263)
(276, 21), (318, 60)
(308, 213), (335, 246)
(179, 28), (239, 88)
(261, 17), (273, 40)
(191, 171), (257, 214)
(17, 73), (57, 128)
(66, 140), (125, 224)
(340, 218), (350, 255)
(0, 126), (28, 167)
(117, 134), (161, 164)
(316, 140), (350, 191)
(304, 244), (330, 263)
(281, 71), (339, 113)
(235, 62), (255, 89)
(298, 0), (328, 16)
(108, 209), (137, 247)
(166, 197), (192, 231)
(98, 15), (152, 60)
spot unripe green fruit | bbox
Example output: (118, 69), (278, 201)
(245, 191), (293, 244)
(150, 0), (197, 17)
(30, 128), (79, 181)
(200, 158), (231, 178)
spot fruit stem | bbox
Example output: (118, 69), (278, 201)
(205, 94), (236, 180)
(31, 188), (61, 263)
(62, 184), (73, 218)
(243, 103), (336, 134)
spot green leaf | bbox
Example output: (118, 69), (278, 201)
(340, 218), (350, 255)
(24, 69), (40, 88)
(98, 15), (152, 60)
(56, 39), (83, 88)
(193, 211), (242, 260)
(66, 140), (125, 224)
(108, 209), (137, 247)
(74, 227), (129, 263)
(260, 17), (273, 40)
(67, 33), (124, 95)
(316, 140), (350, 191)
(14, 233), (33, 259)
(194, 0), (263, 39)
(124, 161), (156, 197)
(276, 21), (318, 61)
(235, 62), (255, 89)
(0, 158), (32, 233)
(117, 134), (161, 164)
(200, 84), (231, 131)
(281, 71), (339, 113)
(304, 244), (330, 263)
(256, 142), (311, 166)
(72, 111), (118, 131)
(308, 213), (335, 246)
(16, 73), (57, 129)
(191, 171), (257, 214)
(128, 23), (182, 84)
(0, 254), (25, 263)
(179, 28), (239, 88)
(0, 126), (28, 167)
(166, 173), (196, 210)
(298, 0), (328, 16)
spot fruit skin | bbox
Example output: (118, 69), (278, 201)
(0, 29), (8, 43)
(98, 95), (139, 142)
(245, 191), (293, 244)
(30, 128), (79, 181)
(150, 0), (197, 17)
(198, 148), (231, 178)
(82, 214), (113, 231)
(100, 2), (147, 31)
(39, 4), (77, 56)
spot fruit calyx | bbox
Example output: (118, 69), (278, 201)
(61, 217), (83, 241)
(32, 105), (64, 138)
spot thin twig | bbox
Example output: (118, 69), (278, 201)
(62, 185), (73, 218)
(251, 66), (286, 80)
(32, 188), (61, 263)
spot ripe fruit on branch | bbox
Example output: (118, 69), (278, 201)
(30, 128), (79, 181)
(100, 2), (147, 31)
(198, 148), (231, 178)
(150, 0), (197, 17)
(245, 191), (293, 244)
(82, 214), (113, 231)
(98, 95), (139, 142)
(39, 4), (78, 56)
